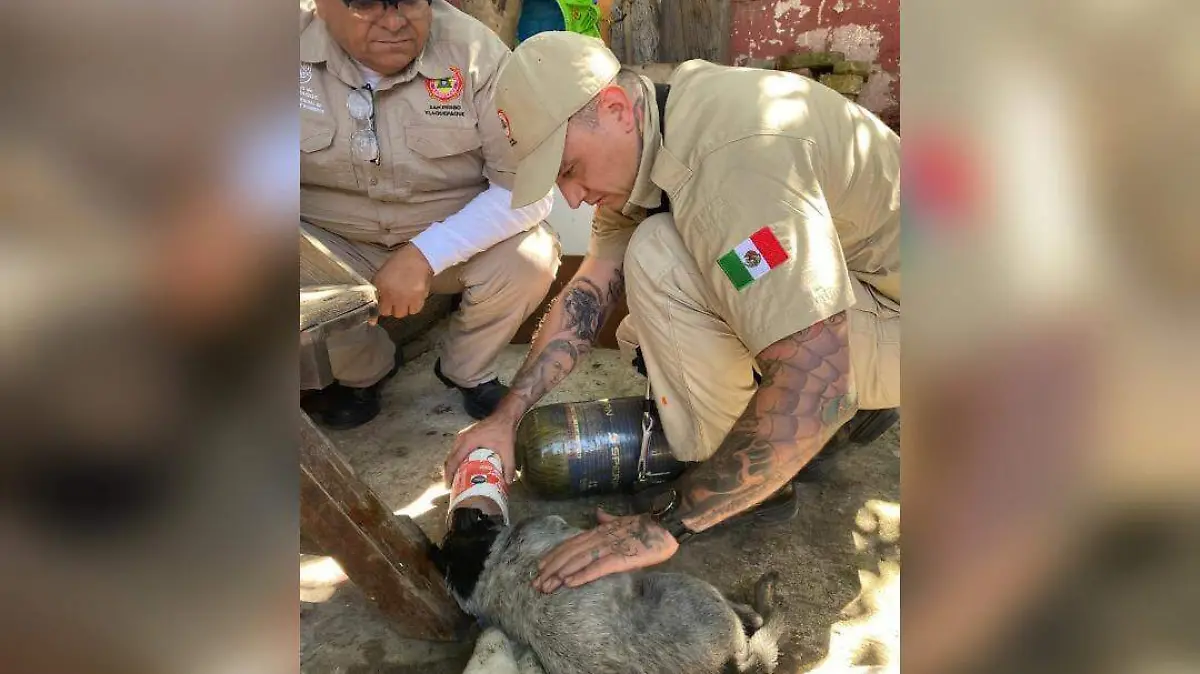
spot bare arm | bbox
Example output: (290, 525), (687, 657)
(677, 312), (859, 532)
(529, 314), (859, 590)
(493, 254), (625, 425)
(445, 254), (624, 483)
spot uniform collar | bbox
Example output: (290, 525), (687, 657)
(299, 10), (453, 90)
(623, 75), (664, 216)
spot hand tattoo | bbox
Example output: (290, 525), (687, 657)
(600, 516), (665, 557)
(627, 515), (666, 549)
(604, 525), (639, 557)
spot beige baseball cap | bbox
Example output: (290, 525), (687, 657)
(495, 32), (621, 208)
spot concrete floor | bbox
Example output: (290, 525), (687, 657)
(300, 328), (901, 674)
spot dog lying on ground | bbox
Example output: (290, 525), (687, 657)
(433, 508), (783, 674)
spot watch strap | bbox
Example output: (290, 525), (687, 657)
(649, 488), (695, 543)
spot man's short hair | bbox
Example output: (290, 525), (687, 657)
(570, 68), (642, 128)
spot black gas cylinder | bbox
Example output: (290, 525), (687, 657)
(516, 397), (685, 499)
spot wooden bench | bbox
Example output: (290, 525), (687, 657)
(300, 230), (467, 641)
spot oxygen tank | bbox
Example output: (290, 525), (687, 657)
(516, 396), (685, 499)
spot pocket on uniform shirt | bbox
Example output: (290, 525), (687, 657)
(301, 119), (359, 191)
(405, 126), (482, 158)
(403, 125), (485, 192)
(301, 123), (334, 153)
(847, 278), (901, 409)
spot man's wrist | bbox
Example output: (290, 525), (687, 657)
(398, 242), (434, 278)
(492, 396), (528, 428)
(404, 237), (442, 277)
(649, 488), (696, 543)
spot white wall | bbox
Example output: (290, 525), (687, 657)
(544, 188), (595, 256)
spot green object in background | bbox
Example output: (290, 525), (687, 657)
(517, 0), (599, 43)
(557, 0), (601, 38)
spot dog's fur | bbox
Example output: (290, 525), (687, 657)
(434, 509), (783, 674)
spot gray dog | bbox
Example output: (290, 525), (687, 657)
(433, 508), (783, 674)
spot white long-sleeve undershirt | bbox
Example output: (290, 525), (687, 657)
(409, 184), (554, 275)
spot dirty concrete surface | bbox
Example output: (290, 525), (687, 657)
(301, 327), (900, 673)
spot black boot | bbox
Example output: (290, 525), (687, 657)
(301, 383), (382, 430)
(841, 408), (900, 445)
(434, 358), (509, 420)
(300, 360), (401, 431)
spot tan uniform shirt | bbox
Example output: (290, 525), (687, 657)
(300, 0), (514, 248)
(589, 62), (901, 355)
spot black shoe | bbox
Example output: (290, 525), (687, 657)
(433, 358), (509, 420)
(841, 408), (900, 445)
(792, 408), (900, 484)
(301, 383), (382, 430)
(301, 360), (401, 431)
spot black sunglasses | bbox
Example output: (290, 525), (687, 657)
(342, 0), (430, 20)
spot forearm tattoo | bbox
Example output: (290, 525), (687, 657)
(678, 312), (859, 531)
(509, 275), (624, 410)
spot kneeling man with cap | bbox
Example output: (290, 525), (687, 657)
(446, 32), (901, 590)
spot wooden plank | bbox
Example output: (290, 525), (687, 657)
(458, 0), (524, 47)
(611, 0), (660, 64)
(657, 0), (729, 64)
(300, 411), (466, 641)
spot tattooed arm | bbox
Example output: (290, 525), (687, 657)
(527, 313), (859, 593)
(676, 312), (859, 532)
(445, 255), (624, 483)
(498, 254), (625, 419)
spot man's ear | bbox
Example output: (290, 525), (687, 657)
(597, 85), (637, 131)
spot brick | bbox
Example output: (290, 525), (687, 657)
(777, 51), (845, 72)
(743, 58), (778, 70)
(784, 67), (813, 78)
(833, 60), (873, 77)
(820, 73), (865, 96)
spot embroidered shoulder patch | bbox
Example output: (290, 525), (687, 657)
(716, 227), (790, 290)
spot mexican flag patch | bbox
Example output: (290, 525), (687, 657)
(717, 227), (790, 290)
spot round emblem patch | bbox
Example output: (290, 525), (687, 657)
(497, 109), (512, 139)
(426, 66), (465, 102)
(743, 250), (763, 267)
(300, 63), (313, 84)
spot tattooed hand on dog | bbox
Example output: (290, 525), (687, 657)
(534, 508), (678, 592)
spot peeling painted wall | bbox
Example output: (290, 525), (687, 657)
(730, 0), (899, 129)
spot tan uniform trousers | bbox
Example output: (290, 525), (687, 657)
(620, 214), (900, 462)
(301, 221), (561, 389)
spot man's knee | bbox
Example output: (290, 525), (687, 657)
(624, 213), (685, 300)
(482, 225), (561, 303)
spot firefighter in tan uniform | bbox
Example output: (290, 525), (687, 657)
(300, 0), (560, 429)
(447, 32), (901, 588)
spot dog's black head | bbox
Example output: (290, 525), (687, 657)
(431, 508), (506, 601)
